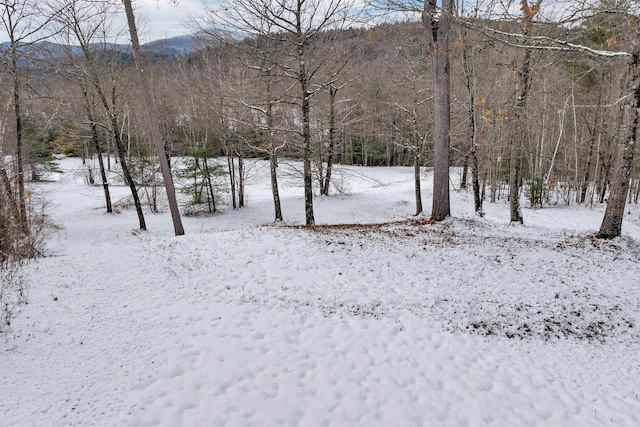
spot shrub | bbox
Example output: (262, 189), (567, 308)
(527, 177), (546, 208)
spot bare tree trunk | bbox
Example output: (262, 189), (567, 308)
(297, 33), (314, 225)
(11, 52), (27, 233)
(461, 154), (468, 190)
(270, 152), (282, 221)
(202, 156), (217, 212)
(509, 142), (524, 223)
(123, 0), (184, 236)
(111, 114), (146, 230)
(227, 150), (237, 210)
(581, 118), (599, 204)
(0, 168), (20, 226)
(237, 150), (245, 208)
(424, 0), (453, 221)
(322, 85), (338, 196)
(265, 73), (283, 221)
(83, 88), (112, 213)
(462, 31), (482, 212)
(412, 95), (423, 215)
(509, 0), (541, 224)
(414, 153), (423, 215)
(597, 53), (640, 239)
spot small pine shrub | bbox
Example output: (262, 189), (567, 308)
(528, 177), (546, 208)
(177, 150), (226, 215)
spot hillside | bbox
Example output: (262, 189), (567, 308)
(2, 158), (640, 426)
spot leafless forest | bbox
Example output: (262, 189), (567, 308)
(1, 0), (640, 262)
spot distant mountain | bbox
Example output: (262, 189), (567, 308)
(141, 35), (204, 56)
(86, 35), (203, 57)
(0, 34), (203, 61)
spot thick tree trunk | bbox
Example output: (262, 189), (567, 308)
(123, 0), (184, 236)
(425, 0), (453, 221)
(597, 54), (640, 239)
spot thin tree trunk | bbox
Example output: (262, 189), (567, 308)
(264, 69), (283, 221)
(322, 85), (338, 196)
(11, 51), (27, 233)
(111, 114), (146, 230)
(270, 151), (282, 221)
(202, 156), (216, 212)
(238, 150), (244, 208)
(462, 33), (482, 212)
(83, 88), (112, 213)
(581, 125), (597, 204)
(227, 150), (237, 210)
(414, 153), (423, 215)
(297, 32), (314, 225)
(412, 95), (423, 215)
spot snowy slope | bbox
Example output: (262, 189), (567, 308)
(2, 158), (640, 426)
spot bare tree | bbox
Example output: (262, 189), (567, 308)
(123, 0), (185, 236)
(457, 0), (639, 237)
(424, 0), (454, 221)
(0, 0), (60, 233)
(371, 0), (452, 220)
(57, 0), (146, 230)
(204, 0), (359, 226)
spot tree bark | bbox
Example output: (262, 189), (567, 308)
(123, 0), (184, 236)
(265, 71), (283, 221)
(462, 32), (482, 212)
(322, 85), (338, 196)
(0, 167), (20, 227)
(597, 53), (640, 239)
(424, 0), (453, 221)
(297, 30), (314, 225)
(510, 45), (535, 224)
(82, 88), (112, 213)
(11, 49), (27, 233)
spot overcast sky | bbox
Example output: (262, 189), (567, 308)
(0, 0), (206, 44)
(135, 0), (205, 42)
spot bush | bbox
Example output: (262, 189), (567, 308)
(0, 260), (26, 334)
(0, 185), (55, 334)
(177, 151), (226, 215)
(527, 177), (546, 208)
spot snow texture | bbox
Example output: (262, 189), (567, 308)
(2, 158), (640, 426)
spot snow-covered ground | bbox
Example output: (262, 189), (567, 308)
(2, 157), (640, 426)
